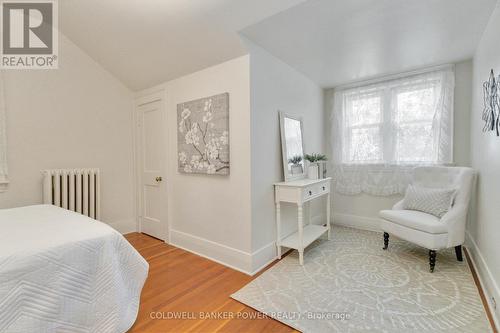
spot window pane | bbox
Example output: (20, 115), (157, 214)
(347, 94), (381, 126)
(348, 127), (382, 163)
(395, 123), (434, 162)
(337, 69), (452, 166)
(396, 86), (435, 122)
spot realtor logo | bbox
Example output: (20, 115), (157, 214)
(1, 0), (58, 69)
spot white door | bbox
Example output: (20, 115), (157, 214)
(137, 97), (167, 240)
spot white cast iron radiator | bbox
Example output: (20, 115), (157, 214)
(42, 168), (101, 220)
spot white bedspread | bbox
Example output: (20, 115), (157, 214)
(0, 205), (149, 333)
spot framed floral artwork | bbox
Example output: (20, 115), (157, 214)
(177, 93), (230, 175)
(482, 69), (500, 136)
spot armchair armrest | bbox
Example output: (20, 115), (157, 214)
(441, 204), (468, 225)
(440, 204), (468, 247)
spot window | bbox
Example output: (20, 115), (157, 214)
(344, 91), (383, 163)
(394, 85), (436, 162)
(331, 67), (454, 196)
(337, 68), (454, 165)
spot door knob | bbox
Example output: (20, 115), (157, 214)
(156, 176), (162, 182)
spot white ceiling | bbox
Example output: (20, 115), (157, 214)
(59, 0), (497, 91)
(59, 0), (306, 91)
(241, 0), (497, 87)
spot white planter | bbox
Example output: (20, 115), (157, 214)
(308, 164), (319, 179)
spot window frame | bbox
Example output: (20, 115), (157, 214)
(339, 72), (451, 166)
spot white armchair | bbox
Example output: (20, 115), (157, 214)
(379, 166), (475, 272)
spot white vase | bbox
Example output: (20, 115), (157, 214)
(308, 164), (319, 179)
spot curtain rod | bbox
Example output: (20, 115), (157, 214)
(333, 63), (455, 91)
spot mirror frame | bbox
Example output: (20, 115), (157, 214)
(279, 111), (306, 182)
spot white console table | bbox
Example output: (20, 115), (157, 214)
(274, 177), (332, 265)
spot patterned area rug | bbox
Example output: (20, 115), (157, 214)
(232, 227), (492, 333)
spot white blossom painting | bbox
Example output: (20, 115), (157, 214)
(177, 93), (229, 175)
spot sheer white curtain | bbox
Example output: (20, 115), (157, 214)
(0, 72), (7, 192)
(331, 66), (455, 196)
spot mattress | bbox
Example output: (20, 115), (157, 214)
(0, 205), (149, 333)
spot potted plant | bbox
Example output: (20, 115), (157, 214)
(288, 155), (303, 175)
(304, 153), (328, 179)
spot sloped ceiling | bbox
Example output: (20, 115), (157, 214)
(59, 0), (497, 90)
(59, 0), (306, 91)
(241, 0), (498, 87)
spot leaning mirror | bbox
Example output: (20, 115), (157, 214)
(279, 111), (306, 181)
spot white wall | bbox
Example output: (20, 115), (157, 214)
(245, 39), (325, 272)
(467, 2), (500, 327)
(0, 33), (136, 233)
(138, 45), (324, 275)
(139, 56), (253, 273)
(454, 60), (474, 167)
(324, 60), (474, 231)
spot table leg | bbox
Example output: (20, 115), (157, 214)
(327, 193), (331, 240)
(298, 204), (304, 265)
(308, 200), (312, 226)
(276, 202), (281, 259)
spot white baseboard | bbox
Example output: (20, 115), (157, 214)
(170, 229), (254, 275)
(108, 218), (137, 235)
(465, 231), (500, 330)
(250, 241), (277, 275)
(311, 214), (325, 225)
(169, 229), (278, 276)
(333, 213), (381, 232)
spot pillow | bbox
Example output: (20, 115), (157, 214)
(402, 185), (456, 218)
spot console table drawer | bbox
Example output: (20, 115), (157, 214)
(317, 182), (330, 195)
(302, 185), (317, 201)
(301, 181), (330, 202)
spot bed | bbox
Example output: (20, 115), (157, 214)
(0, 205), (149, 333)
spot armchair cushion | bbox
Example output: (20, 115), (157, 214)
(379, 209), (448, 234)
(402, 184), (456, 218)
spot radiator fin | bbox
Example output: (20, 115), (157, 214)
(42, 168), (100, 220)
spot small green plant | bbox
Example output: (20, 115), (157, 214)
(288, 155), (303, 165)
(304, 153), (328, 163)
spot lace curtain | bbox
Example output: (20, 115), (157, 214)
(331, 66), (455, 196)
(0, 72), (7, 192)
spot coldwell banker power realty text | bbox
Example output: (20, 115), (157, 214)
(1, 0), (58, 69)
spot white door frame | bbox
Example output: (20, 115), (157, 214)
(133, 90), (169, 241)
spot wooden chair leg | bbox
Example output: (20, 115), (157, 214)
(383, 232), (389, 250)
(429, 250), (436, 273)
(455, 245), (463, 261)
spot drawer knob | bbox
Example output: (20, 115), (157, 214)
(308, 190), (312, 195)
(322, 186), (325, 190)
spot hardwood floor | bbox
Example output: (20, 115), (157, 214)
(125, 232), (497, 333)
(125, 232), (297, 333)
(465, 247), (499, 333)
